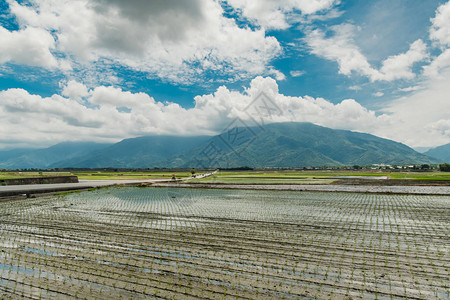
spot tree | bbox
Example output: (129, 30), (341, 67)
(190, 169), (196, 175)
(439, 163), (450, 171)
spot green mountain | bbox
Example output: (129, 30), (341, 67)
(424, 143), (450, 162)
(52, 135), (211, 168)
(0, 142), (111, 169)
(1, 123), (439, 169)
(163, 122), (439, 168)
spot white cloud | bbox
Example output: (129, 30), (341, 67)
(0, 76), (384, 149)
(0, 26), (57, 68)
(304, 8), (344, 22)
(290, 70), (305, 77)
(303, 24), (428, 81)
(60, 80), (90, 101)
(430, 1), (450, 47)
(1, 75), (448, 149)
(4, 0), (282, 84)
(425, 2), (450, 78)
(424, 48), (450, 78)
(427, 119), (450, 138)
(373, 92), (384, 97)
(304, 24), (379, 79)
(348, 85), (362, 91)
(226, 0), (338, 29)
(378, 39), (428, 81)
(376, 69), (450, 147)
(268, 68), (287, 81)
(399, 85), (421, 92)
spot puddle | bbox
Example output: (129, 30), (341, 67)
(22, 247), (58, 256)
(0, 263), (36, 276)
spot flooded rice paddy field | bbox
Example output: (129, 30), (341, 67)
(154, 183), (450, 195)
(0, 187), (448, 299)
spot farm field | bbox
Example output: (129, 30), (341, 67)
(0, 171), (192, 181)
(75, 172), (193, 180)
(0, 187), (449, 299)
(2, 170), (450, 183)
(188, 170), (450, 184)
(0, 172), (73, 180)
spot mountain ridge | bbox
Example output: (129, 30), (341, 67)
(51, 135), (211, 168)
(0, 142), (111, 169)
(162, 122), (438, 168)
(0, 122), (440, 169)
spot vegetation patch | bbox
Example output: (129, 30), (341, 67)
(54, 190), (82, 196)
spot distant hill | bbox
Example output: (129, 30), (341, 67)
(0, 142), (111, 169)
(164, 122), (439, 168)
(1, 123), (440, 169)
(52, 135), (211, 168)
(424, 143), (450, 162)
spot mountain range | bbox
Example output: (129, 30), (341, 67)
(0, 142), (110, 169)
(424, 143), (450, 163)
(51, 136), (210, 168)
(0, 122), (442, 169)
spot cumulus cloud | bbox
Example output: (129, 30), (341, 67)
(425, 1), (450, 78)
(226, 0), (338, 29)
(60, 80), (90, 101)
(1, 75), (448, 149)
(424, 49), (450, 78)
(303, 24), (428, 81)
(0, 26), (58, 68)
(378, 40), (428, 81)
(430, 1), (450, 47)
(4, 0), (282, 84)
(0, 76), (384, 149)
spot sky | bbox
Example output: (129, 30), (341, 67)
(0, 0), (449, 150)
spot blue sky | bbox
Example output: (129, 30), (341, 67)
(0, 0), (449, 149)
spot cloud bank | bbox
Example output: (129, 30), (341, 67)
(1, 76), (447, 149)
